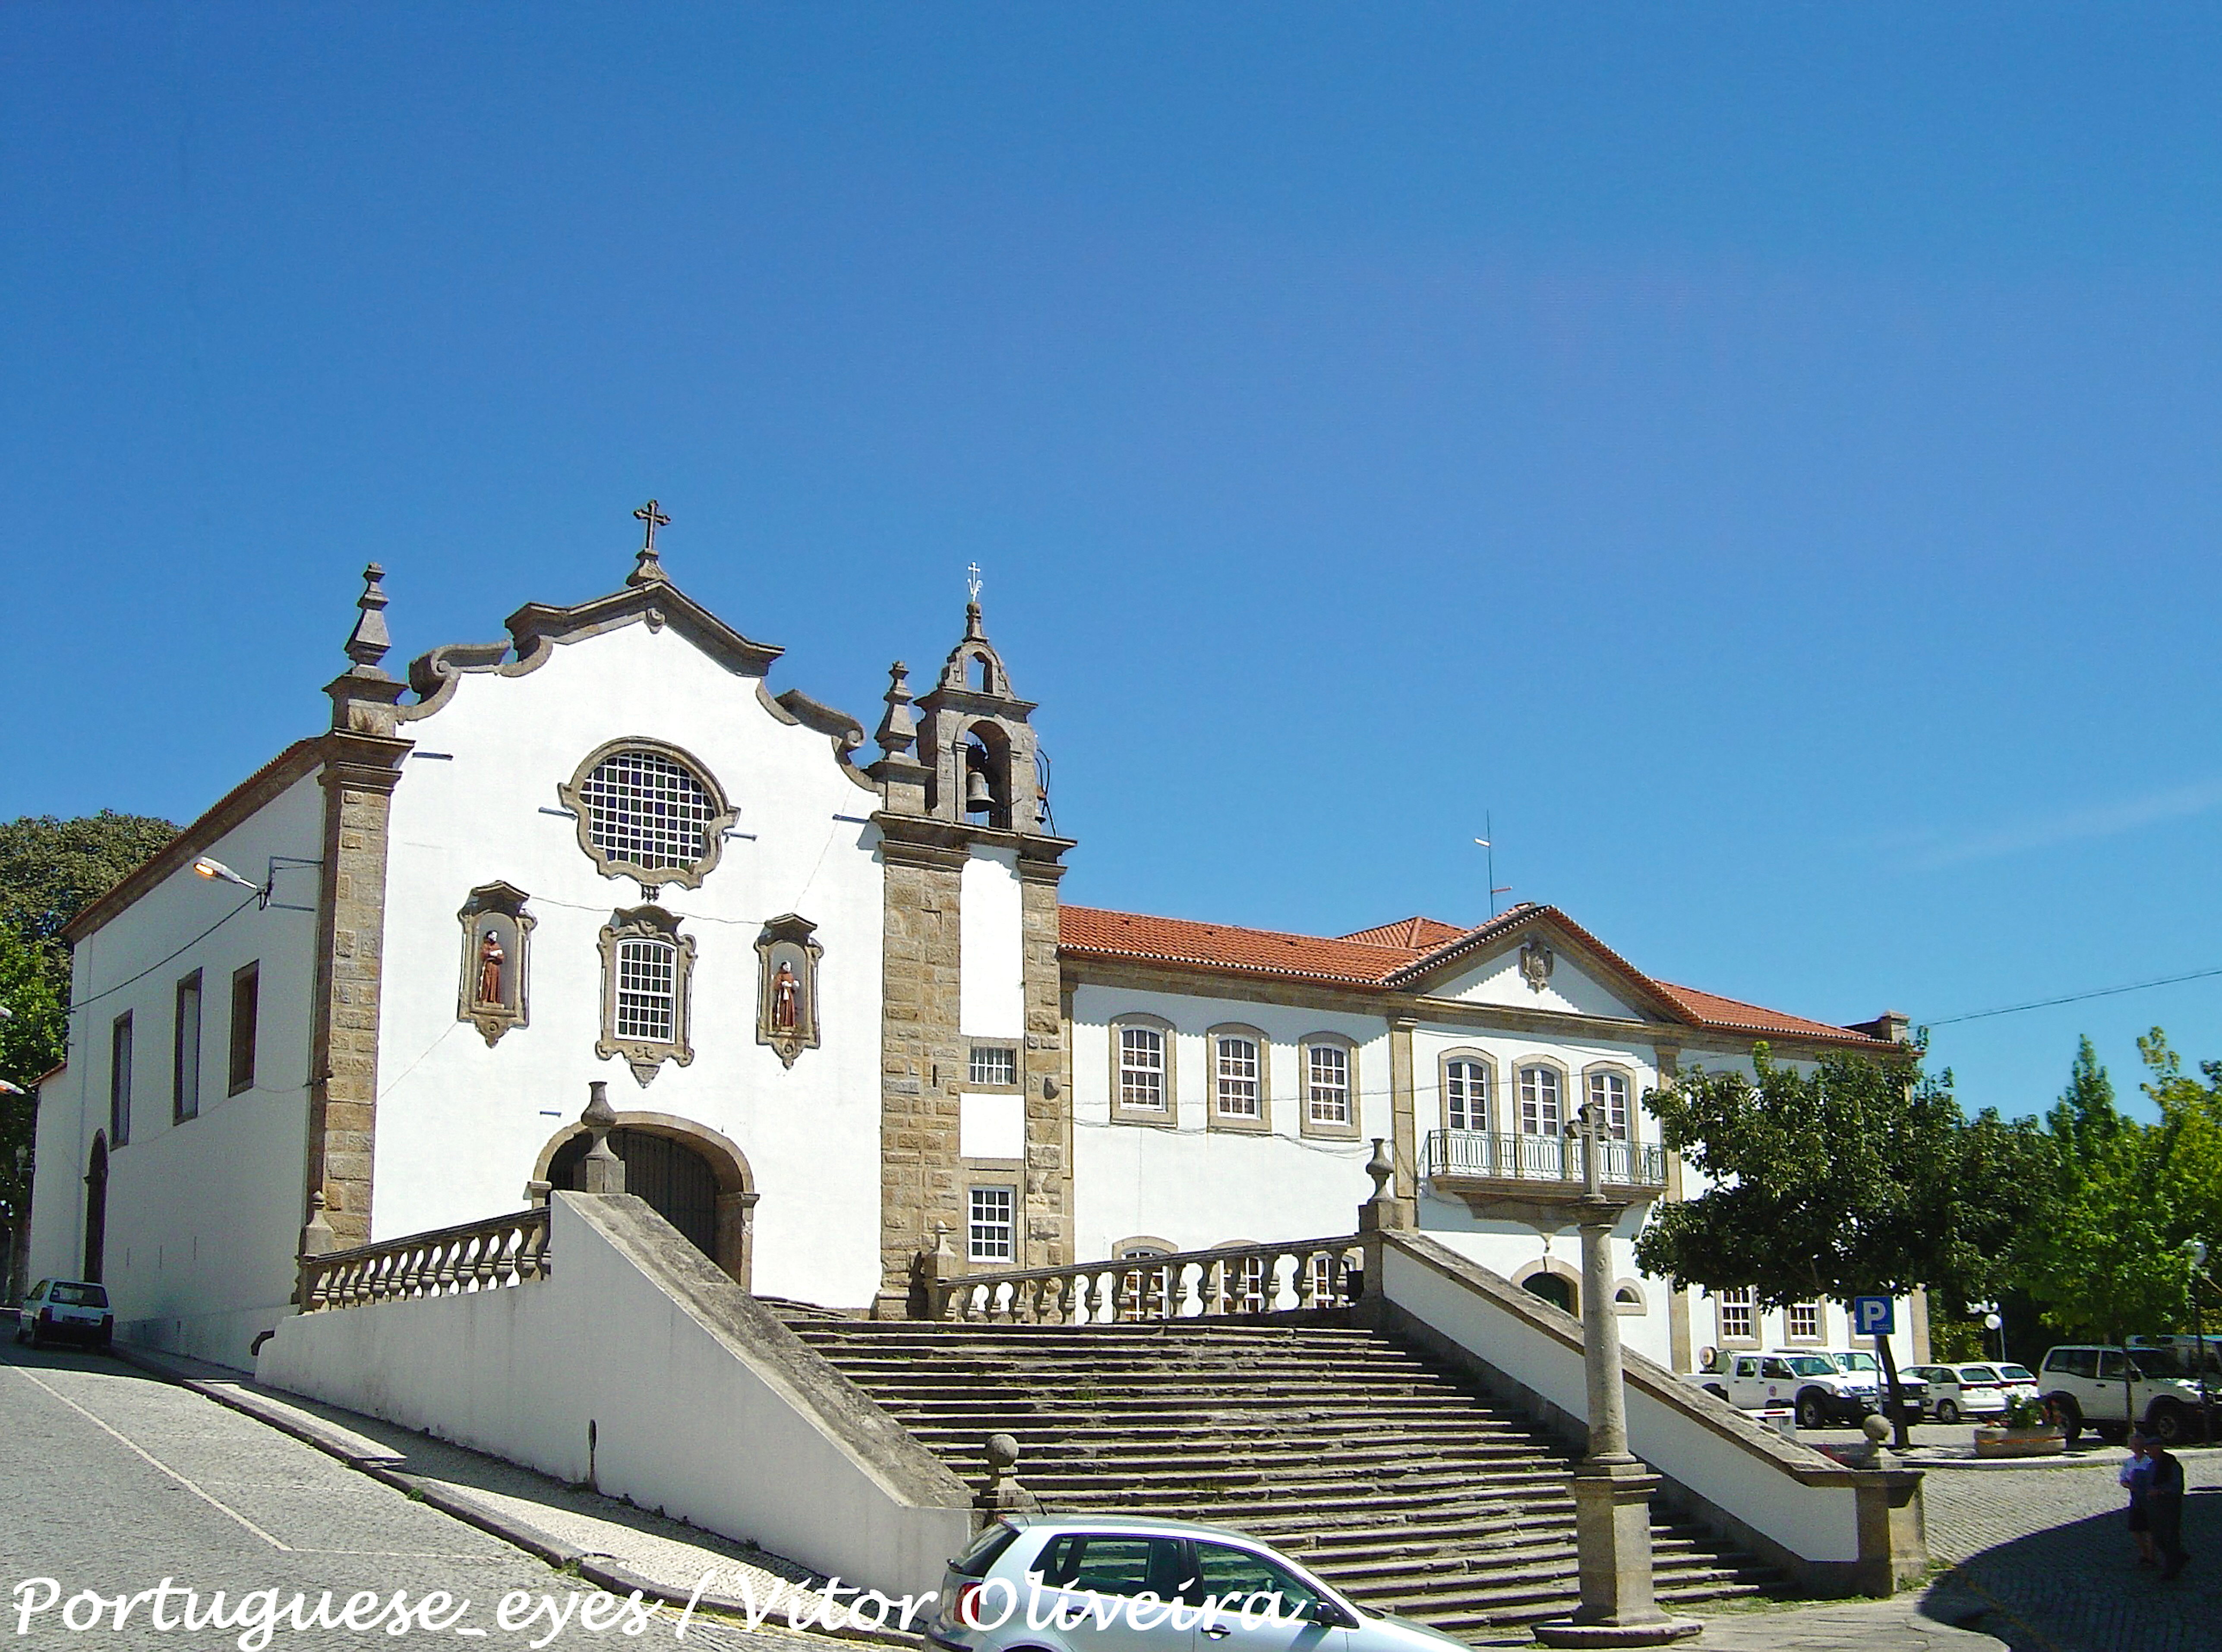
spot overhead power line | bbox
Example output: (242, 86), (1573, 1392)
(1926, 965), (2222, 1028)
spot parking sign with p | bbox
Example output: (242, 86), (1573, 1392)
(1851, 1295), (1895, 1337)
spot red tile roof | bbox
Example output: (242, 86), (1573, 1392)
(1060, 905), (1893, 1048)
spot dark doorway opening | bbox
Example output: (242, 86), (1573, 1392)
(83, 1135), (108, 1283)
(1523, 1272), (1575, 1315)
(549, 1128), (718, 1260)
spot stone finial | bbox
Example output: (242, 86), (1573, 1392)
(973, 1431), (1040, 1529)
(1365, 1137), (1395, 1203)
(523, 1179), (552, 1208)
(579, 1080), (627, 1194)
(299, 1188), (338, 1258)
(875, 662), (918, 759)
(628, 499), (671, 587)
(344, 564), (393, 677)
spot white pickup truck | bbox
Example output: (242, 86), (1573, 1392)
(2035, 1345), (2215, 1445)
(1692, 1351), (1881, 1429)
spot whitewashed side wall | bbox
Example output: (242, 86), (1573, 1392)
(29, 773), (325, 1368)
(373, 619), (886, 1308)
(958, 848), (1023, 1039)
(1068, 984), (1386, 1258)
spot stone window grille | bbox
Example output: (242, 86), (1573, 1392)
(1587, 1069), (1630, 1139)
(1717, 1286), (1757, 1344)
(1214, 1035), (1260, 1119)
(1119, 1026), (1166, 1111)
(1306, 1043), (1351, 1126)
(1445, 1056), (1490, 1132)
(969, 1045), (1019, 1087)
(560, 740), (738, 890)
(1787, 1301), (1823, 1341)
(1518, 1065), (1562, 1135)
(968, 1185), (1016, 1263)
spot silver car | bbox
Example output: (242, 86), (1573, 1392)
(926, 1515), (1470, 1652)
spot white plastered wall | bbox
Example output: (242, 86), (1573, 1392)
(29, 773), (325, 1368)
(372, 618), (887, 1308)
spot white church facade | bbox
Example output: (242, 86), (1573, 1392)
(31, 518), (1922, 1374)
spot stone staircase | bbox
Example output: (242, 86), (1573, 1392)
(783, 1314), (1779, 1636)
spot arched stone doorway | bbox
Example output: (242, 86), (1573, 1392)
(1515, 1259), (1579, 1316)
(535, 1112), (756, 1289)
(82, 1135), (108, 1283)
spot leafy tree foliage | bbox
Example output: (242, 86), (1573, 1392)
(0, 811), (180, 948)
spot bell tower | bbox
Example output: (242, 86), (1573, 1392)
(869, 571), (1073, 1316)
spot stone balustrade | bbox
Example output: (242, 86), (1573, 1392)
(298, 1207), (551, 1312)
(931, 1236), (1364, 1324)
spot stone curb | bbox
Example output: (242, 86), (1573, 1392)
(107, 1344), (919, 1648)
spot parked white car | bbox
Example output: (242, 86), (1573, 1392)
(2035, 1345), (2212, 1445)
(1905, 1364), (2021, 1423)
(1692, 1351), (1877, 1428)
(1814, 1350), (1928, 1420)
(12, 1280), (112, 1350)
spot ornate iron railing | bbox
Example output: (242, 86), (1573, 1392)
(1422, 1129), (1665, 1188)
(298, 1207), (551, 1312)
(932, 1235), (1365, 1324)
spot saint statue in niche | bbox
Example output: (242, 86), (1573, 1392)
(772, 962), (800, 1031)
(476, 929), (507, 1006)
(754, 914), (823, 1069)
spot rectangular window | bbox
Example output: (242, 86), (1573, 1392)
(1214, 1036), (1260, 1118)
(173, 971), (202, 1122)
(1519, 1066), (1562, 1135)
(1446, 1058), (1489, 1132)
(228, 962), (260, 1096)
(1117, 1026), (1166, 1111)
(968, 1185), (1015, 1263)
(1588, 1070), (1629, 1139)
(1717, 1286), (1756, 1344)
(614, 939), (677, 1042)
(1787, 1301), (1822, 1341)
(109, 1012), (133, 1146)
(968, 1045), (1018, 1087)
(1306, 1044), (1351, 1126)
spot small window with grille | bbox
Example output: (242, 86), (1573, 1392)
(561, 741), (735, 889)
(969, 1045), (1019, 1088)
(615, 939), (677, 1042)
(596, 907), (696, 1084)
(1114, 1021), (1169, 1117)
(969, 1185), (1016, 1263)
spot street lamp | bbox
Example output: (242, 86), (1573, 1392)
(193, 857), (270, 908)
(1984, 1311), (2004, 1365)
(2186, 1239), (2212, 1445)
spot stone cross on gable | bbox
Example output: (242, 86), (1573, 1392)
(628, 499), (672, 587)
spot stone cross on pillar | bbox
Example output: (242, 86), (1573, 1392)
(578, 1081), (628, 1195)
(1534, 1104), (1699, 1648)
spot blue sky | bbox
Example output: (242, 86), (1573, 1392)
(4, 5), (2218, 1121)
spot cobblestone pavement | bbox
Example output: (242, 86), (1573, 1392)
(1919, 1447), (2222, 1652)
(0, 1337), (845, 1650)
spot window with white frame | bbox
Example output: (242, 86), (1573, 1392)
(1518, 1065), (1562, 1135)
(1306, 1042), (1351, 1127)
(968, 1185), (1016, 1262)
(969, 1045), (1018, 1087)
(1446, 1057), (1490, 1132)
(1787, 1301), (1823, 1341)
(1118, 1025), (1167, 1112)
(614, 938), (678, 1042)
(1214, 1034), (1261, 1119)
(1716, 1286), (1757, 1343)
(1587, 1069), (1630, 1139)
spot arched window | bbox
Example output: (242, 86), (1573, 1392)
(560, 740), (736, 889)
(1585, 1068), (1631, 1140)
(1109, 1015), (1175, 1124)
(1518, 1064), (1563, 1135)
(1444, 1055), (1491, 1132)
(1208, 1025), (1269, 1129)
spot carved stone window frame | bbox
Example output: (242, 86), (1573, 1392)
(457, 881), (535, 1046)
(754, 912), (824, 1069)
(1108, 1013), (1177, 1127)
(1438, 1047), (1497, 1134)
(597, 905), (696, 1085)
(1298, 1033), (1361, 1141)
(558, 738), (739, 891)
(1205, 1023), (1271, 1134)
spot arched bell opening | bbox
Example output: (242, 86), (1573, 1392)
(534, 1112), (757, 1288)
(963, 721), (1014, 831)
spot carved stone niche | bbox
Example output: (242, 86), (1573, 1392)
(457, 882), (534, 1046)
(755, 913), (824, 1069)
(596, 905), (697, 1087)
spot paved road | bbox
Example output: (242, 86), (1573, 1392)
(0, 1334), (825, 1650)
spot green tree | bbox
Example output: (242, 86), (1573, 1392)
(0, 811), (177, 1299)
(1634, 1042), (2052, 1444)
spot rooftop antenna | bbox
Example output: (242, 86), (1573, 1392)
(1474, 813), (1512, 918)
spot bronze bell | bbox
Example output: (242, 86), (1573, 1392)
(965, 763), (994, 812)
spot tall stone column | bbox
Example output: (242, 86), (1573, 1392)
(874, 836), (968, 1318)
